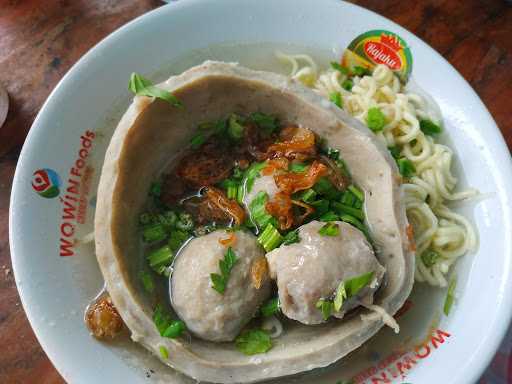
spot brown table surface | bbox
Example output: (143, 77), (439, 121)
(0, 0), (511, 383)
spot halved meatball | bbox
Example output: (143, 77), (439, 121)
(265, 220), (385, 325)
(171, 230), (271, 342)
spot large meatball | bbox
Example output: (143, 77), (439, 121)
(265, 220), (385, 325)
(171, 229), (271, 342)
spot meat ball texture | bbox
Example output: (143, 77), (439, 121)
(171, 230), (271, 342)
(266, 220), (385, 325)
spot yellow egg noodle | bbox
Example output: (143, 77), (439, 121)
(276, 52), (478, 287)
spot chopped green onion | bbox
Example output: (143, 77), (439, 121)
(388, 146), (401, 159)
(163, 320), (186, 338)
(339, 214), (367, 234)
(235, 329), (272, 355)
(330, 61), (349, 74)
(250, 112), (278, 137)
(261, 298), (280, 317)
(190, 132), (206, 149)
(168, 230), (189, 253)
(211, 247), (238, 294)
(289, 162), (309, 173)
(249, 192), (273, 230)
(213, 118), (227, 136)
(345, 271), (375, 297)
(340, 190), (356, 206)
(176, 212), (194, 231)
(299, 188), (317, 203)
(128, 73), (182, 108)
(228, 114), (245, 140)
(198, 121), (215, 130)
(233, 166), (244, 180)
(160, 210), (178, 227)
(142, 223), (167, 243)
(421, 249), (441, 268)
(353, 200), (363, 209)
(397, 158), (416, 178)
(420, 119), (442, 136)
(139, 212), (153, 226)
(257, 223), (283, 252)
(139, 270), (155, 293)
(227, 185), (238, 200)
(342, 79), (353, 91)
(366, 107), (386, 132)
(313, 177), (338, 199)
(244, 162), (266, 193)
(444, 276), (457, 316)
(159, 346), (169, 359)
(153, 304), (172, 335)
(331, 202), (364, 220)
(282, 229), (300, 245)
(316, 299), (334, 320)
(236, 183), (245, 204)
(319, 211), (339, 222)
(318, 222), (340, 237)
(348, 185), (364, 202)
(333, 281), (347, 312)
(311, 199), (330, 217)
(326, 147), (340, 160)
(147, 245), (173, 269)
(149, 181), (162, 197)
(353, 66), (370, 77)
(329, 92), (343, 108)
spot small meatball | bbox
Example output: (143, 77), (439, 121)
(243, 173), (280, 212)
(85, 294), (124, 339)
(171, 230), (271, 342)
(266, 221), (385, 325)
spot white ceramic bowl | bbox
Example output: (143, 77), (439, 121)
(10, 1), (512, 383)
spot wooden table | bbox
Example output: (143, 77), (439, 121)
(0, 1), (510, 382)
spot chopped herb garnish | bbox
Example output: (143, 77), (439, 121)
(342, 79), (353, 91)
(176, 212), (194, 231)
(282, 229), (300, 245)
(333, 280), (348, 312)
(190, 132), (206, 149)
(289, 162), (309, 173)
(228, 114), (245, 140)
(444, 276), (457, 316)
(149, 181), (162, 197)
(353, 66), (371, 77)
(244, 162), (266, 193)
(326, 147), (340, 160)
(344, 271), (375, 297)
(139, 212), (153, 226)
(257, 223), (283, 252)
(397, 158), (416, 178)
(235, 329), (272, 355)
(139, 270), (155, 293)
(163, 320), (186, 339)
(340, 190), (356, 206)
(159, 345), (169, 359)
(261, 297), (280, 317)
(318, 222), (340, 237)
(210, 247), (238, 294)
(330, 92), (343, 108)
(331, 202), (364, 220)
(420, 119), (442, 136)
(421, 249), (440, 268)
(250, 112), (278, 136)
(319, 211), (339, 222)
(366, 107), (386, 132)
(339, 213), (367, 236)
(160, 210), (178, 227)
(142, 223), (167, 243)
(348, 185), (364, 202)
(249, 192), (274, 230)
(310, 199), (330, 217)
(153, 304), (172, 335)
(313, 177), (338, 200)
(316, 299), (334, 320)
(147, 245), (173, 273)
(168, 230), (189, 253)
(298, 188), (317, 203)
(128, 73), (182, 108)
(330, 61), (349, 75)
(388, 146), (401, 159)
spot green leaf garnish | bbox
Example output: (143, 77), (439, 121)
(342, 79), (353, 91)
(228, 114), (245, 140)
(330, 62), (349, 75)
(397, 158), (416, 178)
(421, 249), (440, 268)
(210, 247), (238, 294)
(128, 73), (182, 108)
(388, 146), (401, 159)
(282, 229), (300, 245)
(330, 92), (343, 108)
(333, 280), (348, 312)
(344, 271), (375, 297)
(353, 66), (371, 77)
(159, 345), (169, 359)
(366, 107), (386, 132)
(420, 119), (442, 136)
(444, 276), (457, 316)
(318, 222), (340, 237)
(316, 299), (334, 320)
(235, 329), (272, 355)
(261, 298), (280, 317)
(190, 132), (206, 149)
(250, 112), (278, 137)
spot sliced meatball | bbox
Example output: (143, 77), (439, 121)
(265, 220), (385, 325)
(171, 230), (271, 342)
